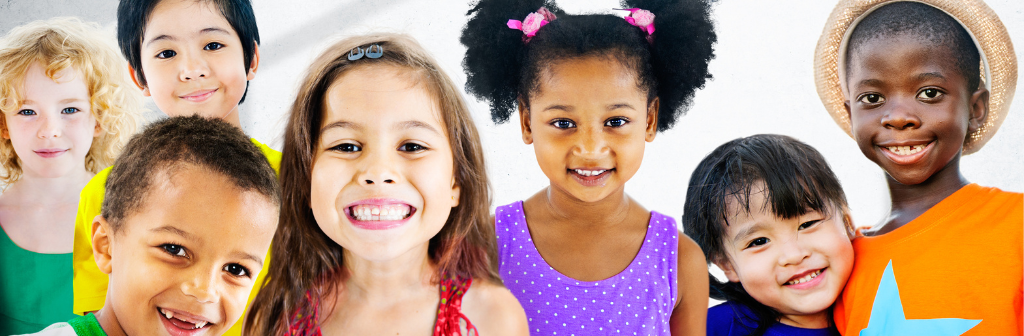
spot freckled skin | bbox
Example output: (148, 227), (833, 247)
(844, 34), (988, 234)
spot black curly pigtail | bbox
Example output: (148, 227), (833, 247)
(461, 0), (715, 131)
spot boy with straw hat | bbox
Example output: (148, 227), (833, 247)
(814, 0), (1021, 335)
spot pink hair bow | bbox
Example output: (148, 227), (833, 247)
(507, 7), (557, 42)
(619, 8), (655, 42)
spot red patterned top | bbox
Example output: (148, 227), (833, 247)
(286, 275), (477, 336)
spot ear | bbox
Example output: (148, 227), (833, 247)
(645, 97), (660, 142)
(92, 215), (115, 275)
(517, 97), (533, 145)
(713, 257), (741, 283)
(842, 211), (856, 240)
(246, 43), (260, 81)
(450, 178), (461, 208)
(843, 100), (852, 120)
(128, 65), (150, 97)
(967, 87), (989, 134)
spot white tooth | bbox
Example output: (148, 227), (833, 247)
(196, 321), (206, 329)
(164, 309), (173, 320)
(371, 207), (380, 215)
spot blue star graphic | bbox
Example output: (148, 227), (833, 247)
(860, 261), (982, 336)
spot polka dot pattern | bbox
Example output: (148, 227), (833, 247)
(495, 201), (679, 336)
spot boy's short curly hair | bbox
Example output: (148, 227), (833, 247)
(461, 0), (716, 131)
(102, 115), (279, 232)
(117, 0), (260, 102)
(0, 17), (142, 186)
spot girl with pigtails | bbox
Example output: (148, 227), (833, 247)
(461, 0), (716, 335)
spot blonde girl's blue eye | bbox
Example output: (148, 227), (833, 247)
(161, 244), (187, 257)
(604, 117), (629, 127)
(917, 88), (943, 100)
(17, 109), (35, 116)
(551, 119), (575, 129)
(61, 107), (80, 114)
(745, 237), (768, 249)
(204, 42), (224, 51)
(156, 50), (176, 59)
(223, 263), (250, 277)
(858, 93), (885, 104)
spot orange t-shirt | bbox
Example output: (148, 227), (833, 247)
(834, 184), (1023, 335)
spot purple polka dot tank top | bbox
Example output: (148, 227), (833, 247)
(495, 201), (679, 335)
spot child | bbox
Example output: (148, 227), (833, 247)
(244, 33), (529, 335)
(0, 17), (140, 335)
(682, 134), (855, 336)
(71, 1), (275, 334)
(814, 1), (1022, 335)
(19, 115), (279, 336)
(461, 0), (715, 334)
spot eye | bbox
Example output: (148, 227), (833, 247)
(156, 50), (176, 59)
(857, 93), (885, 105)
(16, 109), (36, 116)
(204, 42), (224, 51)
(61, 107), (80, 114)
(223, 263), (250, 277)
(798, 219), (821, 230)
(329, 143), (361, 153)
(161, 244), (187, 257)
(550, 119), (576, 129)
(745, 237), (769, 249)
(398, 142), (428, 153)
(604, 117), (629, 127)
(917, 88), (943, 100)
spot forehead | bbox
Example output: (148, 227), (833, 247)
(122, 163), (277, 237)
(144, 0), (235, 39)
(847, 33), (959, 78)
(535, 56), (641, 98)
(21, 63), (88, 99)
(322, 65), (445, 132)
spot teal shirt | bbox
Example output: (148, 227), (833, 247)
(17, 313), (106, 336)
(0, 227), (77, 334)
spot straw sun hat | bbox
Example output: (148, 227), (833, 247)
(814, 0), (1017, 155)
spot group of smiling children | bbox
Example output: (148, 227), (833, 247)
(0, 0), (1019, 335)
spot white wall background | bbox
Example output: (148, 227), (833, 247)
(3, 0), (1021, 287)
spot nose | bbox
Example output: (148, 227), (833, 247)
(179, 51), (209, 81)
(37, 113), (61, 138)
(572, 125), (610, 159)
(777, 239), (811, 267)
(880, 100), (921, 130)
(180, 268), (217, 303)
(357, 148), (400, 186)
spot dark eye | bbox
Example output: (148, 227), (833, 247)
(398, 143), (427, 152)
(551, 119), (576, 129)
(223, 263), (250, 277)
(156, 50), (176, 59)
(745, 237), (769, 249)
(161, 244), (187, 257)
(16, 109), (36, 116)
(917, 88), (943, 100)
(798, 219), (821, 230)
(61, 107), (80, 114)
(330, 143), (361, 153)
(604, 117), (629, 127)
(858, 93), (885, 104)
(204, 42), (224, 51)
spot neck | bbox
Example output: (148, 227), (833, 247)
(340, 243), (435, 306)
(222, 105), (242, 129)
(885, 154), (968, 227)
(94, 295), (128, 336)
(2, 168), (93, 205)
(779, 310), (830, 329)
(542, 184), (633, 229)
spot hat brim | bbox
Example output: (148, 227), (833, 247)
(813, 0), (1017, 155)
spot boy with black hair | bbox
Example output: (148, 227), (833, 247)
(814, 1), (1021, 335)
(71, 1), (279, 334)
(22, 116), (278, 336)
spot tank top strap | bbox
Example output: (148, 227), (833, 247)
(647, 211), (680, 304)
(433, 274), (477, 336)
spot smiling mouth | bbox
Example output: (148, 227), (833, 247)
(34, 149), (68, 158)
(179, 89), (217, 102)
(346, 204), (414, 222)
(785, 269), (824, 286)
(158, 307), (212, 331)
(884, 144), (928, 156)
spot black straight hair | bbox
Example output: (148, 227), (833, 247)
(461, 0), (716, 131)
(117, 0), (260, 102)
(681, 134), (849, 336)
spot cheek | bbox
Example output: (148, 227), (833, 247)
(309, 161), (349, 236)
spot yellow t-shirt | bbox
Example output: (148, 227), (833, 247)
(71, 138), (281, 336)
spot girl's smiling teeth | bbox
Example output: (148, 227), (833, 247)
(158, 307), (211, 330)
(884, 143), (929, 156)
(573, 168), (609, 177)
(785, 268), (824, 286)
(348, 204), (413, 221)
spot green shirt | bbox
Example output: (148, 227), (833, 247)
(17, 313), (106, 336)
(0, 226), (77, 335)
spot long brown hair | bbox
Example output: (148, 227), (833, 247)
(245, 33), (499, 335)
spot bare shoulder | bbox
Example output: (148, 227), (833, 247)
(461, 278), (529, 336)
(676, 229), (706, 268)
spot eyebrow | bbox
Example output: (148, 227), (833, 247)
(731, 222), (767, 244)
(320, 120), (360, 133)
(915, 72), (947, 81)
(394, 120), (441, 135)
(145, 27), (232, 48)
(855, 78), (884, 89)
(234, 252), (264, 266)
(151, 225), (196, 241)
